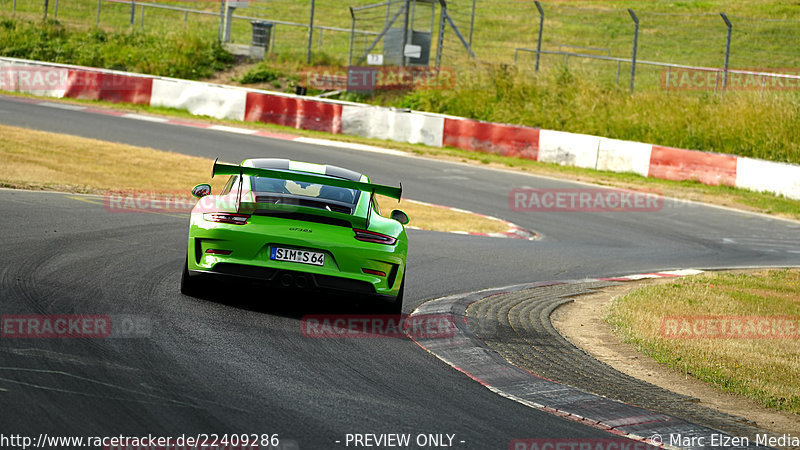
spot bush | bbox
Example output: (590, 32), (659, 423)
(0, 20), (233, 80)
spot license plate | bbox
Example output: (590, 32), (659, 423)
(270, 247), (325, 266)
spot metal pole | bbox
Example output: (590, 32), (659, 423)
(443, 7), (476, 58)
(54, 0), (58, 20)
(468, 0), (476, 48)
(218, 0), (225, 43)
(402, 0), (410, 67)
(130, 0), (135, 26)
(43, 0), (48, 21)
(306, 0), (315, 64)
(720, 13), (732, 91)
(435, 1), (446, 70)
(666, 66), (671, 92)
(140, 5), (144, 30)
(96, 0), (101, 26)
(534, 1), (543, 72)
(13, 0), (16, 18)
(628, 8), (639, 93)
(348, 7), (355, 66)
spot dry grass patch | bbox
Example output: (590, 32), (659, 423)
(0, 124), (227, 194)
(607, 269), (800, 413)
(376, 197), (512, 235)
(0, 124), (511, 234)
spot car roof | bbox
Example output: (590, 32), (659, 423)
(243, 158), (364, 182)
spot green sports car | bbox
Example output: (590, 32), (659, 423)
(181, 158), (409, 313)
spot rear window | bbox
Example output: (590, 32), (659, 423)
(250, 175), (361, 213)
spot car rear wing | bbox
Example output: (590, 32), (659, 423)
(212, 160), (402, 200)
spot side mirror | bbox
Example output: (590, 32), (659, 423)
(391, 209), (409, 225)
(192, 184), (211, 198)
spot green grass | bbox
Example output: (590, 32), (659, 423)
(391, 64), (800, 164)
(0, 18), (233, 79)
(607, 269), (800, 414)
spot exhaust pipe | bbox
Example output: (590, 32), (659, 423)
(295, 275), (308, 289)
(279, 273), (293, 287)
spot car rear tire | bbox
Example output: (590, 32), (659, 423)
(384, 274), (404, 315)
(180, 253), (204, 296)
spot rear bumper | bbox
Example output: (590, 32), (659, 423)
(188, 263), (396, 302)
(186, 211), (406, 299)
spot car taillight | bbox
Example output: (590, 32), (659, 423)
(362, 268), (386, 277)
(353, 229), (396, 245)
(205, 249), (232, 255)
(203, 212), (250, 225)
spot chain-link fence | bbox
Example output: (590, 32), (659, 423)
(3, 0), (799, 92)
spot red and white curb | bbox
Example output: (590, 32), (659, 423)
(407, 269), (728, 450)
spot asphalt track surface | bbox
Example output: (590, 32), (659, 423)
(2, 95), (800, 448)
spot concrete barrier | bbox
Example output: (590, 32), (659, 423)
(538, 129), (601, 169)
(341, 105), (444, 147)
(244, 91), (342, 134)
(442, 118), (539, 159)
(736, 157), (800, 200)
(2, 56), (798, 200)
(596, 138), (653, 177)
(150, 79), (246, 121)
(649, 145), (738, 186)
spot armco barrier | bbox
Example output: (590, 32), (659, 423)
(442, 117), (539, 159)
(1, 56), (799, 201)
(649, 145), (738, 186)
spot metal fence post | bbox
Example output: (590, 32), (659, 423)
(96, 0), (101, 26)
(218, 0), (224, 43)
(54, 0), (58, 20)
(140, 5), (144, 30)
(468, 0), (476, 48)
(13, 0), (16, 18)
(306, 0), (315, 64)
(43, 0), (49, 21)
(402, 0), (410, 67)
(720, 13), (732, 91)
(628, 8), (639, 93)
(435, 1), (446, 70)
(130, 0), (135, 26)
(534, 1), (544, 72)
(348, 7), (355, 66)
